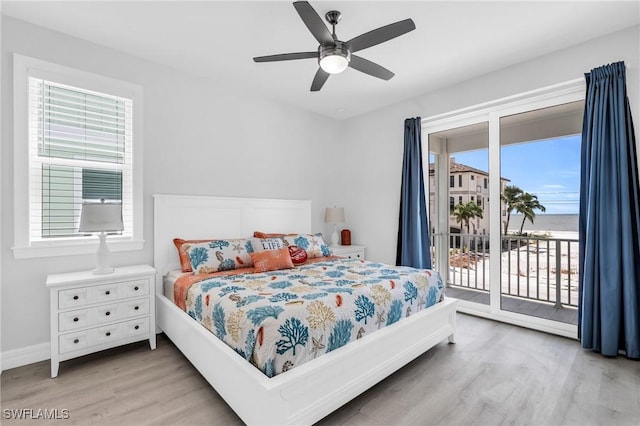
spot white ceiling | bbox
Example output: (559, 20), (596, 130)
(3, 1), (639, 120)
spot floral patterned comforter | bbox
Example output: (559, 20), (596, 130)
(183, 258), (445, 377)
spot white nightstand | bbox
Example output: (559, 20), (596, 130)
(46, 264), (156, 378)
(331, 245), (366, 260)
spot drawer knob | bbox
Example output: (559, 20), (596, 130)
(73, 339), (79, 344)
(134, 325), (139, 330)
(134, 306), (139, 310)
(73, 295), (79, 300)
(106, 332), (111, 337)
(134, 286), (139, 291)
(105, 311), (111, 316)
(105, 290), (111, 295)
(73, 317), (79, 322)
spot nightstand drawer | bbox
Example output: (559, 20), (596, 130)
(121, 298), (149, 318)
(59, 330), (89, 354)
(94, 323), (123, 345)
(124, 317), (149, 337)
(96, 282), (121, 302)
(59, 297), (148, 332)
(122, 279), (149, 298)
(59, 287), (93, 310)
(95, 302), (122, 324)
(59, 309), (89, 332)
(331, 245), (366, 260)
(343, 252), (363, 259)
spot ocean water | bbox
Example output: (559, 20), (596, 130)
(507, 214), (579, 232)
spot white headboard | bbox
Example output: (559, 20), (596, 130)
(153, 194), (312, 277)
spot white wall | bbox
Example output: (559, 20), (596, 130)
(338, 25), (640, 265)
(0, 16), (343, 361)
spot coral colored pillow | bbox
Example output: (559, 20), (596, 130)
(250, 248), (294, 273)
(253, 231), (287, 238)
(173, 238), (212, 272)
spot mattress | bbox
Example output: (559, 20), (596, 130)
(164, 269), (186, 304)
(171, 258), (445, 377)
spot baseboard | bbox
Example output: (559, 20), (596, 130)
(1, 342), (50, 372)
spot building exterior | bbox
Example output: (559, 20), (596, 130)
(429, 157), (509, 235)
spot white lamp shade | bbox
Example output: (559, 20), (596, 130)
(324, 207), (345, 224)
(79, 202), (124, 233)
(320, 54), (349, 74)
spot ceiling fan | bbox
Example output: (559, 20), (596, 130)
(253, 1), (416, 92)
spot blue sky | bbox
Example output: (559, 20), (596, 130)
(451, 134), (581, 214)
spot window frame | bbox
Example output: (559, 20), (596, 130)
(12, 54), (144, 258)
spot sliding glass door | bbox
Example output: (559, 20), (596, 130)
(424, 81), (584, 337)
(428, 122), (492, 306)
(498, 102), (583, 325)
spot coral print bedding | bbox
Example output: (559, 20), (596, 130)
(179, 258), (444, 377)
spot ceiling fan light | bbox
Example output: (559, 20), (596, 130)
(320, 54), (349, 74)
(318, 42), (351, 74)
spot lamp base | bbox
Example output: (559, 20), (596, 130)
(329, 224), (340, 247)
(93, 232), (115, 275)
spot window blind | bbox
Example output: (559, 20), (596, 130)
(28, 77), (133, 240)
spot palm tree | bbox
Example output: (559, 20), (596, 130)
(517, 193), (546, 235)
(452, 201), (484, 236)
(501, 184), (524, 235)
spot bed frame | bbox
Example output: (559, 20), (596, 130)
(153, 194), (458, 425)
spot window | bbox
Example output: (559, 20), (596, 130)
(484, 178), (488, 189)
(458, 175), (462, 187)
(449, 176), (454, 187)
(471, 175), (475, 180)
(13, 54), (143, 258)
(471, 196), (475, 202)
(459, 196), (463, 204)
(449, 197), (455, 209)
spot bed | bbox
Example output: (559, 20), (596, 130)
(153, 194), (458, 425)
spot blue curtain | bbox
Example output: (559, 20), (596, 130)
(579, 61), (640, 359)
(396, 117), (432, 269)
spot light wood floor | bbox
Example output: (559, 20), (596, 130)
(2, 314), (639, 425)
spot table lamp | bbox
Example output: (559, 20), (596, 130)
(79, 200), (124, 274)
(324, 207), (345, 247)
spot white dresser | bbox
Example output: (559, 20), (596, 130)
(331, 245), (366, 260)
(46, 264), (156, 378)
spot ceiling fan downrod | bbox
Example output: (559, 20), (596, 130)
(325, 10), (341, 39)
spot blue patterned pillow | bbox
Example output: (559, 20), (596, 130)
(282, 233), (332, 259)
(184, 239), (253, 274)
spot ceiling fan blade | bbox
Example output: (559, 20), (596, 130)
(349, 55), (395, 80)
(347, 18), (416, 53)
(293, 1), (334, 46)
(310, 68), (330, 91)
(253, 52), (318, 62)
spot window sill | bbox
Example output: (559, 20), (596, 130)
(12, 239), (145, 259)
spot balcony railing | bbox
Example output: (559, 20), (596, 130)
(436, 233), (579, 308)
